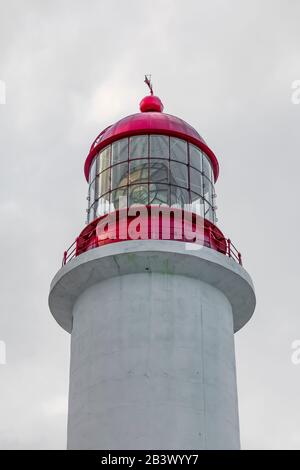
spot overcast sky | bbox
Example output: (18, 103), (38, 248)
(0, 0), (300, 450)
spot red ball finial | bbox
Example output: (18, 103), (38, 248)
(140, 74), (164, 112)
(139, 95), (164, 112)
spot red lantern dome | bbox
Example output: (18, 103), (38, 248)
(84, 96), (219, 182)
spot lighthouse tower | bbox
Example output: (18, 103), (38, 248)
(49, 79), (255, 450)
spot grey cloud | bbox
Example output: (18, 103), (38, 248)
(0, 0), (299, 449)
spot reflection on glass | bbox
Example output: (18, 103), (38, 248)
(189, 145), (202, 171)
(150, 135), (169, 158)
(170, 161), (188, 188)
(99, 147), (110, 173)
(110, 188), (128, 210)
(191, 193), (204, 217)
(129, 160), (148, 183)
(202, 154), (212, 182)
(130, 135), (148, 159)
(89, 156), (98, 183)
(111, 162), (128, 190)
(170, 137), (188, 164)
(170, 186), (189, 208)
(149, 183), (169, 205)
(89, 179), (95, 204)
(95, 175), (101, 199)
(88, 207), (94, 224)
(150, 159), (169, 183)
(128, 184), (149, 206)
(99, 168), (110, 196)
(112, 138), (128, 165)
(95, 195), (110, 218)
(203, 177), (213, 205)
(190, 167), (202, 195)
(86, 137), (217, 225)
(204, 200), (213, 222)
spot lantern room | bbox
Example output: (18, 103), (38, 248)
(60, 80), (243, 266)
(84, 93), (219, 227)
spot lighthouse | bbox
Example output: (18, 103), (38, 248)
(49, 78), (256, 450)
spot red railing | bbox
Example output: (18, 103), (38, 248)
(226, 238), (243, 265)
(62, 239), (77, 267)
(61, 209), (242, 267)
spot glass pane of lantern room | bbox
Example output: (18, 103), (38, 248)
(203, 177), (214, 206)
(94, 175), (101, 200)
(112, 138), (128, 165)
(204, 200), (214, 222)
(88, 202), (96, 223)
(99, 168), (111, 196)
(212, 208), (217, 225)
(170, 186), (190, 208)
(170, 162), (188, 188)
(87, 207), (93, 224)
(89, 156), (98, 183)
(149, 184), (169, 205)
(191, 193), (204, 217)
(110, 188), (128, 211)
(190, 167), (203, 196)
(189, 145), (202, 172)
(170, 137), (188, 164)
(149, 159), (169, 183)
(95, 194), (111, 218)
(202, 153), (213, 182)
(128, 184), (149, 206)
(89, 179), (96, 205)
(129, 160), (149, 183)
(130, 135), (148, 159)
(111, 162), (128, 190)
(150, 135), (169, 158)
(99, 147), (111, 173)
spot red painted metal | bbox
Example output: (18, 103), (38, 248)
(228, 238), (231, 258)
(62, 207), (242, 266)
(84, 110), (219, 182)
(139, 95), (164, 112)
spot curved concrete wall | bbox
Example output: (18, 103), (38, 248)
(67, 272), (240, 450)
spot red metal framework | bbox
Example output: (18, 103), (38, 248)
(62, 208), (242, 267)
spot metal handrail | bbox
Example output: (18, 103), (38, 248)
(62, 239), (77, 267)
(62, 232), (242, 267)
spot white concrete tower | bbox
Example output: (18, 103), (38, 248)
(49, 80), (255, 450)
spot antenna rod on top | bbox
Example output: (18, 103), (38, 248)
(144, 74), (153, 95)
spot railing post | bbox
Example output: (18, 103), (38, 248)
(207, 226), (212, 248)
(227, 238), (231, 258)
(63, 250), (67, 266)
(238, 252), (242, 266)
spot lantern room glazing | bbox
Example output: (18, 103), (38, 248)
(86, 134), (217, 224)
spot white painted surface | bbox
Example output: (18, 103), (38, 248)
(49, 241), (256, 333)
(48, 241), (255, 450)
(68, 273), (239, 450)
